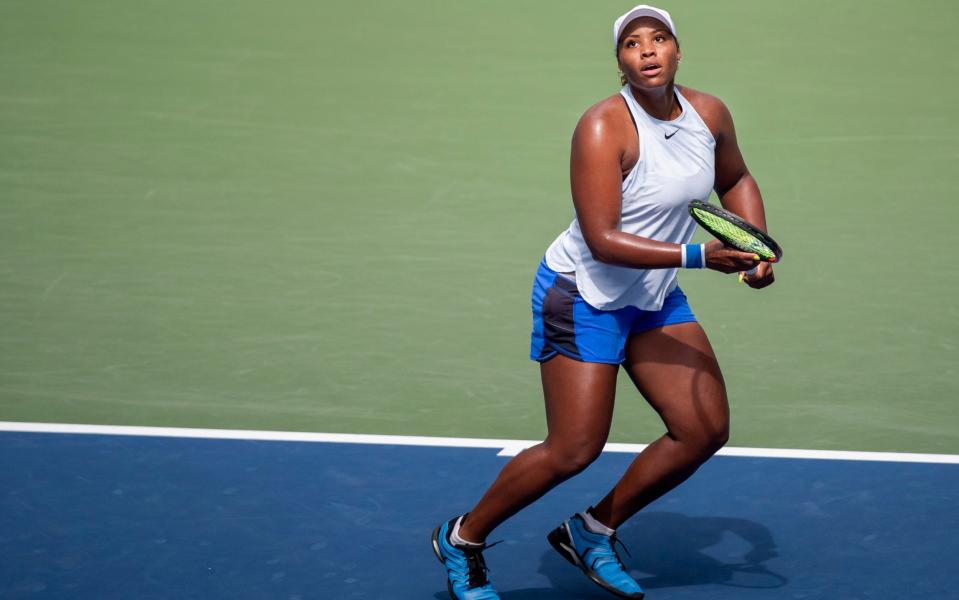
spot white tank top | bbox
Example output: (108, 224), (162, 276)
(544, 85), (716, 310)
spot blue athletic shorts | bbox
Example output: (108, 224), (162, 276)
(529, 257), (698, 365)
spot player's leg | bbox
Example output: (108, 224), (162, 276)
(457, 354), (618, 542)
(590, 321), (729, 528)
(433, 354), (617, 600)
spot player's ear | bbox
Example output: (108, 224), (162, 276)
(676, 48), (682, 65)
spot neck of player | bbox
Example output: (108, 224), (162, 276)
(629, 82), (680, 121)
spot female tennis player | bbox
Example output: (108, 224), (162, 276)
(432, 5), (776, 599)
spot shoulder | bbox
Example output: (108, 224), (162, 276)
(677, 85), (734, 141)
(573, 93), (634, 147)
(580, 93), (630, 123)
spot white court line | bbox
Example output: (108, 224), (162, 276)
(1, 421), (958, 464)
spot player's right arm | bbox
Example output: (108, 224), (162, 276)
(569, 98), (756, 273)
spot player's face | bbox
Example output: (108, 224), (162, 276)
(617, 17), (681, 89)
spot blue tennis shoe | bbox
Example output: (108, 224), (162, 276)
(431, 516), (501, 600)
(547, 512), (645, 599)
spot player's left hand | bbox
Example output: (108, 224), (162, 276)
(740, 261), (775, 289)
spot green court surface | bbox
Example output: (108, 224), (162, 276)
(1, 1), (957, 454)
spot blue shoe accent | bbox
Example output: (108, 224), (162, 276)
(547, 513), (645, 599)
(431, 516), (501, 600)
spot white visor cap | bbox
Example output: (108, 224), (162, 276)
(613, 5), (678, 48)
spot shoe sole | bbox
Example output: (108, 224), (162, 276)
(547, 523), (645, 600)
(431, 525), (457, 600)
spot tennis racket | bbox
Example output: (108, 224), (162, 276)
(688, 200), (783, 263)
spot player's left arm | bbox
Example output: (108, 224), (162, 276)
(710, 97), (775, 289)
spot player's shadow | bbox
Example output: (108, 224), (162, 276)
(547, 512), (785, 597)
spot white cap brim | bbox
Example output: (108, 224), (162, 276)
(613, 5), (678, 47)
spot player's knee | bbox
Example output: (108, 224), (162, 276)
(697, 419), (729, 457)
(706, 424), (729, 455)
(674, 420), (728, 459)
(544, 438), (604, 477)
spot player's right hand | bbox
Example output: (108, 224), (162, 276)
(704, 240), (761, 274)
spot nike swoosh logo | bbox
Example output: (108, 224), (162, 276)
(665, 130), (678, 139)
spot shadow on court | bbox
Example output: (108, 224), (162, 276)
(542, 512), (785, 597)
(622, 512), (786, 590)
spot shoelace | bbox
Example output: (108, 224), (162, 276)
(459, 540), (502, 589)
(592, 533), (632, 573)
(611, 534), (632, 558)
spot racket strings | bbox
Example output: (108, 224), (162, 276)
(692, 209), (775, 259)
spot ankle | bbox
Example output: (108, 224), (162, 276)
(452, 515), (485, 547)
(581, 507), (616, 536)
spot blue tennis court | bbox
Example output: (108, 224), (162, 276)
(2, 429), (956, 599)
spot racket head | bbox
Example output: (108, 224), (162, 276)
(687, 200), (783, 262)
